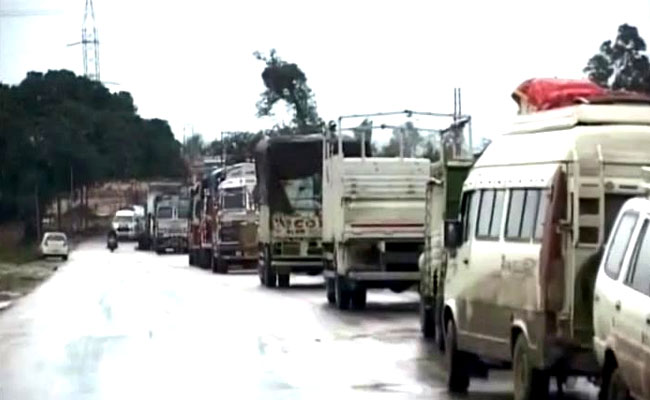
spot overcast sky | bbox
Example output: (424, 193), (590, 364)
(2, 0), (649, 144)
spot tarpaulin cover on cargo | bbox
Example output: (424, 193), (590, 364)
(254, 134), (365, 213)
(512, 78), (606, 114)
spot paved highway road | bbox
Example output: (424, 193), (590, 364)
(0, 239), (598, 399)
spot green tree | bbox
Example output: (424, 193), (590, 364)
(352, 119), (373, 143)
(0, 70), (185, 241)
(207, 132), (262, 164)
(378, 121), (423, 157)
(254, 49), (322, 132)
(184, 134), (205, 161)
(584, 24), (650, 93)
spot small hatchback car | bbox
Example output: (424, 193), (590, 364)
(593, 194), (650, 400)
(40, 232), (69, 260)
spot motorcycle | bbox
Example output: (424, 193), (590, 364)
(107, 230), (118, 252)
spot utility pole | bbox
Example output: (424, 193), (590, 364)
(34, 184), (41, 240)
(57, 196), (62, 231)
(70, 165), (74, 205)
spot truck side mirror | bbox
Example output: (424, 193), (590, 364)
(444, 219), (463, 249)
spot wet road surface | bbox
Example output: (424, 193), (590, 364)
(0, 239), (599, 399)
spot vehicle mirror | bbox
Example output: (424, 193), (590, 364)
(444, 219), (463, 249)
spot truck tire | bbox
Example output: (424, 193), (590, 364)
(605, 367), (629, 400)
(214, 258), (229, 274)
(335, 276), (351, 310)
(445, 319), (470, 393)
(513, 335), (549, 400)
(262, 247), (276, 288)
(420, 298), (435, 339)
(189, 251), (195, 266)
(278, 274), (290, 288)
(350, 287), (367, 310)
(326, 278), (336, 304)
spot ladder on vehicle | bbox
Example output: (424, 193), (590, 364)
(572, 144), (606, 248)
(569, 145), (606, 339)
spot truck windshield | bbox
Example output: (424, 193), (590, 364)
(222, 188), (245, 209)
(157, 206), (173, 219)
(281, 176), (321, 211)
(114, 216), (133, 224)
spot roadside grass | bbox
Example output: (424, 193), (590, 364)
(0, 245), (54, 297)
(0, 244), (39, 265)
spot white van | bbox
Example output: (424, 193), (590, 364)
(440, 99), (650, 399)
(593, 168), (650, 400)
(112, 209), (138, 240)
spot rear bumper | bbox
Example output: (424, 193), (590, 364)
(42, 250), (68, 257)
(116, 231), (137, 239)
(343, 226), (424, 241)
(217, 242), (257, 261)
(271, 257), (323, 274)
(348, 271), (419, 281)
(323, 269), (419, 282)
(156, 237), (188, 249)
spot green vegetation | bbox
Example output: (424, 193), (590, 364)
(585, 23), (650, 94)
(0, 244), (38, 265)
(0, 70), (186, 241)
(254, 49), (324, 133)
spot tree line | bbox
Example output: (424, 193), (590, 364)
(0, 70), (185, 240)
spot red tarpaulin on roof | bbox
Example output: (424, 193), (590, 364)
(512, 78), (606, 114)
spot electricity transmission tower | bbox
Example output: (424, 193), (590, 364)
(68, 0), (100, 81)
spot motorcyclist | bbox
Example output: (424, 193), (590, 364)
(107, 229), (118, 250)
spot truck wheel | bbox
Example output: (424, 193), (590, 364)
(258, 254), (265, 285)
(420, 298), (435, 339)
(262, 247), (276, 288)
(278, 274), (290, 288)
(350, 287), (367, 310)
(605, 367), (629, 400)
(326, 278), (336, 304)
(513, 335), (549, 400)
(389, 282), (413, 293)
(335, 276), (351, 310)
(445, 319), (470, 393)
(189, 251), (195, 266)
(214, 258), (229, 274)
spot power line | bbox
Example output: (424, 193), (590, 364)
(0, 9), (64, 18)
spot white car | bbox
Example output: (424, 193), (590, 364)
(593, 195), (650, 400)
(112, 209), (138, 240)
(40, 232), (69, 260)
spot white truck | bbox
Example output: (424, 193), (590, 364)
(322, 113), (430, 310)
(213, 163), (258, 273)
(154, 194), (190, 254)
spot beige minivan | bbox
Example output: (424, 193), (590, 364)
(440, 100), (650, 399)
(593, 174), (650, 400)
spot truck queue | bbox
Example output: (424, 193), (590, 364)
(176, 78), (650, 400)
